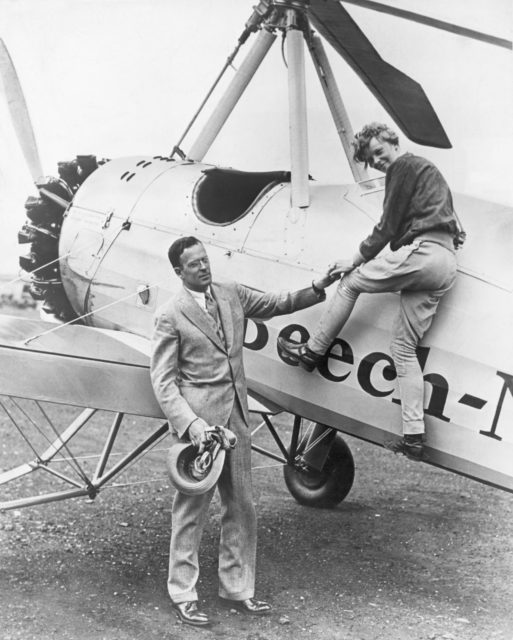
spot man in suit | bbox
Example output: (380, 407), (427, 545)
(150, 236), (333, 626)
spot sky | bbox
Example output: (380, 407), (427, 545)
(0, 0), (512, 274)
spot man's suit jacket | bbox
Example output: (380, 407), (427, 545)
(150, 280), (323, 437)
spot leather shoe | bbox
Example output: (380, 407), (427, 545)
(222, 597), (272, 615)
(172, 600), (210, 626)
(386, 434), (426, 461)
(277, 337), (324, 372)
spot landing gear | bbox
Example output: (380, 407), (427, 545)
(284, 433), (354, 508)
(251, 413), (355, 509)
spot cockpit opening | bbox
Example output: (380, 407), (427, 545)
(193, 167), (291, 226)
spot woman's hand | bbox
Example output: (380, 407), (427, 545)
(327, 250), (365, 278)
(327, 259), (355, 278)
(314, 249), (366, 290)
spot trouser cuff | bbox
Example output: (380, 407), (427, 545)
(218, 588), (254, 601)
(168, 587), (198, 604)
(402, 420), (425, 435)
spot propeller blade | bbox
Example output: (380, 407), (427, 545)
(308, 0), (451, 148)
(342, 0), (513, 50)
(0, 38), (44, 181)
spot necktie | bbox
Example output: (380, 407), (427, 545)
(205, 291), (224, 342)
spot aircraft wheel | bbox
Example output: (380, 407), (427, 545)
(283, 434), (354, 508)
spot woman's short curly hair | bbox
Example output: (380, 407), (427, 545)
(352, 122), (399, 166)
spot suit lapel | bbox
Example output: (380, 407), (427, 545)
(179, 288), (226, 352)
(213, 284), (234, 354)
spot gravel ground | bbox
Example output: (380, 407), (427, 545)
(1, 404), (512, 640)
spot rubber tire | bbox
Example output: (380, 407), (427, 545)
(283, 434), (355, 508)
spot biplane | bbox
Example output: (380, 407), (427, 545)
(0, 0), (512, 512)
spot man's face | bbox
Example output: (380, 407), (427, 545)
(365, 137), (401, 173)
(175, 243), (212, 292)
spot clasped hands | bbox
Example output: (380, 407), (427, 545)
(313, 250), (365, 290)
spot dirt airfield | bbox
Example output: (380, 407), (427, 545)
(1, 408), (512, 640)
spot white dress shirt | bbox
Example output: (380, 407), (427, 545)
(185, 286), (210, 312)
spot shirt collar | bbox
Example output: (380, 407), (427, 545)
(184, 285), (211, 309)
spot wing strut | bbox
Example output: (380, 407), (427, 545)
(177, 0), (512, 206)
(307, 32), (368, 182)
(183, 0), (457, 205)
(0, 400), (169, 512)
(286, 8), (310, 207)
(187, 28), (277, 162)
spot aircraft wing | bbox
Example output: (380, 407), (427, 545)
(0, 315), (163, 417)
(0, 313), (297, 460)
(0, 315), (284, 419)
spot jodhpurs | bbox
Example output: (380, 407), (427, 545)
(308, 232), (457, 435)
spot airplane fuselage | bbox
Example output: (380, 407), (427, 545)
(57, 156), (513, 491)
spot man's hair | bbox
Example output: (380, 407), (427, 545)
(168, 236), (202, 269)
(352, 122), (399, 166)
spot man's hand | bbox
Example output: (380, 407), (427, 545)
(187, 418), (212, 453)
(313, 267), (339, 291)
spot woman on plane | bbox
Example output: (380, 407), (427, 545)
(278, 122), (463, 461)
